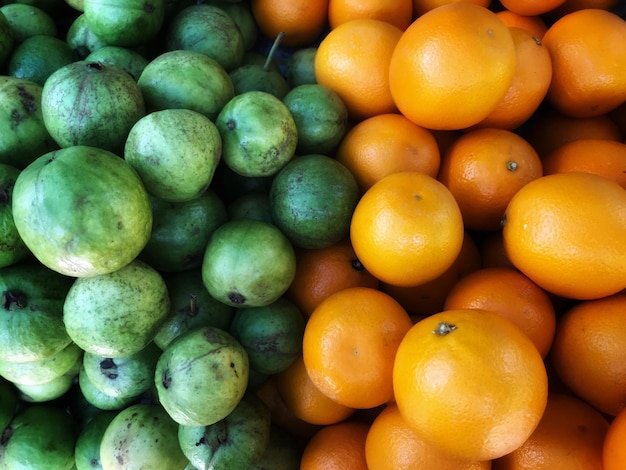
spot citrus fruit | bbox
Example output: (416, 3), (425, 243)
(335, 113), (441, 194)
(502, 172), (626, 300)
(302, 286), (413, 409)
(495, 9), (548, 39)
(389, 3), (516, 130)
(603, 406), (626, 470)
(328, 0), (413, 30)
(411, 0), (492, 17)
(393, 309), (549, 461)
(300, 421), (370, 470)
(315, 18), (402, 121)
(499, 0), (567, 16)
(350, 171), (464, 287)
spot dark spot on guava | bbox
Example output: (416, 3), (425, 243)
(144, 1), (155, 12)
(226, 119), (236, 131)
(100, 358), (118, 379)
(17, 85), (37, 115)
(116, 455), (124, 465)
(162, 369), (172, 389)
(228, 292), (246, 305)
(0, 189), (8, 205)
(90, 458), (99, 466)
(86, 62), (104, 72)
(46, 154), (57, 164)
(117, 221), (124, 230)
(3, 290), (26, 310)
(1, 426), (13, 445)
(10, 109), (24, 130)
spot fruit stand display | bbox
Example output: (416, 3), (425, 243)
(1, 0), (626, 469)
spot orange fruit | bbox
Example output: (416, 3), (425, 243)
(302, 286), (413, 409)
(444, 267), (557, 357)
(285, 238), (379, 319)
(380, 231), (482, 317)
(300, 420), (370, 470)
(550, 293), (626, 417)
(411, 0), (492, 17)
(541, 9), (626, 118)
(250, 0), (329, 48)
(274, 355), (356, 426)
(328, 0), (413, 30)
(437, 127), (543, 231)
(472, 26), (552, 131)
(335, 113), (441, 194)
(499, 0), (567, 16)
(541, 138), (626, 189)
(350, 171), (464, 287)
(502, 172), (626, 300)
(365, 402), (492, 470)
(495, 9), (548, 39)
(523, 107), (624, 158)
(389, 3), (516, 130)
(315, 19), (402, 121)
(492, 393), (609, 470)
(393, 309), (548, 461)
(603, 406), (626, 470)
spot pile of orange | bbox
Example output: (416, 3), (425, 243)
(249, 0), (626, 467)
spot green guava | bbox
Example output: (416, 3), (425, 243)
(285, 47), (317, 88)
(227, 192), (273, 223)
(155, 326), (249, 427)
(65, 14), (110, 58)
(78, 366), (139, 411)
(14, 360), (79, 403)
(85, 45), (149, 81)
(178, 393), (271, 470)
(63, 260), (170, 358)
(99, 403), (187, 469)
(0, 4), (57, 43)
(11, 145), (152, 278)
(74, 410), (117, 470)
(0, 163), (29, 268)
(201, 219), (297, 308)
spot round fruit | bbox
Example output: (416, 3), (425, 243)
(0, 163), (29, 268)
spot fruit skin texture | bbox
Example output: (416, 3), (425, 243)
(393, 309), (549, 462)
(389, 3), (516, 130)
(350, 171), (464, 287)
(300, 420), (370, 470)
(502, 172), (626, 300)
(603, 406), (626, 470)
(11, 145), (152, 278)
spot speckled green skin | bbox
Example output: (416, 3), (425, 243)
(0, 261), (73, 364)
(11, 146), (152, 278)
(99, 404), (187, 470)
(63, 260), (170, 358)
(85, 46), (149, 81)
(0, 4), (57, 43)
(178, 394), (271, 470)
(0, 164), (29, 268)
(155, 326), (249, 427)
(41, 61), (145, 152)
(78, 366), (138, 411)
(0, 405), (77, 470)
(0, 342), (82, 386)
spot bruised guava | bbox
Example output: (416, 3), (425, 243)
(11, 146), (152, 278)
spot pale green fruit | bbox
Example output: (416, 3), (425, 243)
(78, 366), (139, 411)
(14, 360), (79, 403)
(74, 411), (117, 470)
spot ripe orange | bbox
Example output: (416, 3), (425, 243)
(350, 172), (464, 287)
(300, 420), (370, 470)
(444, 267), (557, 358)
(315, 19), (402, 121)
(502, 172), (626, 300)
(499, 0), (566, 16)
(437, 128), (543, 231)
(495, 9), (548, 39)
(389, 3), (517, 130)
(541, 138), (626, 189)
(411, 0), (492, 17)
(328, 0), (413, 30)
(380, 231), (482, 317)
(393, 309), (548, 461)
(472, 26), (552, 131)
(523, 107), (624, 158)
(285, 238), (379, 319)
(250, 0), (329, 48)
(492, 393), (609, 470)
(274, 355), (356, 426)
(550, 293), (626, 417)
(335, 113), (441, 194)
(302, 287), (413, 409)
(603, 406), (626, 470)
(541, 8), (626, 118)
(365, 402), (492, 470)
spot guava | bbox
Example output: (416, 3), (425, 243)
(201, 219), (297, 308)
(227, 192), (273, 223)
(0, 405), (77, 469)
(229, 297), (305, 375)
(154, 269), (235, 350)
(14, 360), (79, 403)
(83, 0), (164, 47)
(0, 76), (57, 169)
(140, 191), (228, 273)
(85, 45), (149, 81)
(0, 164), (29, 268)
(0, 260), (73, 364)
(285, 47), (317, 87)
(65, 14), (110, 58)
(99, 403), (188, 469)
(203, 0), (258, 51)
(269, 154), (360, 249)
(81, 342), (160, 400)
(78, 366), (140, 411)
(155, 326), (249, 426)
(124, 108), (222, 202)
(41, 61), (145, 152)
(11, 145), (152, 278)
(74, 410), (117, 470)
(63, 260), (170, 358)
(178, 393), (271, 470)
(0, 4), (57, 43)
